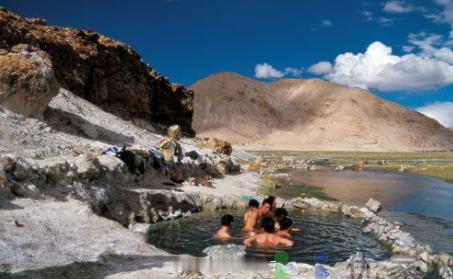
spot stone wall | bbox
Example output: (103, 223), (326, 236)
(289, 196), (453, 278)
(0, 151), (242, 226)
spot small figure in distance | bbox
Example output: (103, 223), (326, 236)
(243, 199), (260, 233)
(276, 217), (294, 239)
(243, 217), (294, 247)
(215, 214), (234, 240)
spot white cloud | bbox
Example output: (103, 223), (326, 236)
(377, 17), (395, 26)
(254, 63), (303, 79)
(284, 67), (303, 77)
(417, 101), (453, 127)
(312, 19), (333, 31)
(255, 63), (284, 79)
(308, 61), (333, 75)
(432, 0), (453, 37)
(408, 32), (453, 64)
(310, 41), (453, 92)
(321, 20), (332, 27)
(362, 10), (373, 21)
(362, 10), (373, 17)
(424, 13), (444, 23)
(383, 1), (414, 13)
(402, 45), (415, 52)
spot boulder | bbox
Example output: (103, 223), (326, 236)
(341, 204), (362, 218)
(366, 198), (383, 214)
(0, 44), (59, 118)
(208, 137), (232, 156)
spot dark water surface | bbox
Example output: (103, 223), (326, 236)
(148, 210), (390, 265)
(288, 169), (453, 254)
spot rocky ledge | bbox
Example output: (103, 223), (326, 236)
(287, 196), (453, 278)
(0, 7), (194, 135)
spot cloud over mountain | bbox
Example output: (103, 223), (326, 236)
(254, 63), (302, 79)
(309, 41), (453, 91)
(417, 101), (453, 128)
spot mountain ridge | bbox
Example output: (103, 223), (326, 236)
(192, 72), (453, 151)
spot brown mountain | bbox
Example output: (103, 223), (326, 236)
(192, 72), (453, 151)
(0, 7), (194, 135)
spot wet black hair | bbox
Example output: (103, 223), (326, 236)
(221, 214), (234, 226)
(262, 198), (272, 206)
(262, 217), (275, 233)
(275, 208), (288, 218)
(279, 217), (293, 231)
(249, 199), (260, 208)
(267, 196), (276, 205)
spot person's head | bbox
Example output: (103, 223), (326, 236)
(267, 196), (277, 209)
(249, 199), (260, 209)
(221, 214), (234, 227)
(274, 208), (288, 221)
(279, 217), (293, 231)
(261, 198), (272, 213)
(262, 217), (275, 233)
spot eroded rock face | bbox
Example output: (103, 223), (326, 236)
(0, 44), (59, 117)
(0, 7), (195, 136)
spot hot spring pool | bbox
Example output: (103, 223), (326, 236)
(147, 210), (390, 264)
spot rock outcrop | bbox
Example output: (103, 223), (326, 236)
(0, 7), (194, 136)
(0, 44), (58, 117)
(207, 137), (233, 156)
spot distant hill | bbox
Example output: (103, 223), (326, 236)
(192, 72), (453, 151)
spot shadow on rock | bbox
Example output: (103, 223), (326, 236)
(44, 107), (135, 146)
(0, 198), (23, 210)
(4, 253), (179, 279)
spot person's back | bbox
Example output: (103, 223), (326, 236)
(215, 214), (234, 240)
(244, 218), (293, 247)
(276, 217), (293, 239)
(244, 199), (260, 232)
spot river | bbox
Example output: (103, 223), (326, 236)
(288, 169), (453, 254)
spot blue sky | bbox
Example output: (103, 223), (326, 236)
(2, 0), (453, 126)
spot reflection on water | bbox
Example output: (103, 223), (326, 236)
(289, 169), (453, 254)
(148, 211), (389, 265)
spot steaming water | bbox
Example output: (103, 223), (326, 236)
(147, 210), (390, 265)
(288, 169), (453, 254)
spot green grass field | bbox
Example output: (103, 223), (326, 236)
(259, 175), (334, 200)
(253, 151), (453, 183)
(255, 151), (453, 160)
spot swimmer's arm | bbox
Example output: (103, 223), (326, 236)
(279, 238), (294, 247)
(243, 235), (257, 247)
(292, 227), (302, 232)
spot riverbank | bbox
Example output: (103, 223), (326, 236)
(253, 150), (453, 182)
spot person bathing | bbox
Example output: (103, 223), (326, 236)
(273, 207), (288, 230)
(276, 217), (294, 239)
(215, 214), (234, 240)
(255, 197), (274, 229)
(243, 217), (294, 247)
(243, 199), (260, 232)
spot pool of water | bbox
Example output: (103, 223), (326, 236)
(287, 169), (453, 254)
(147, 210), (390, 265)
